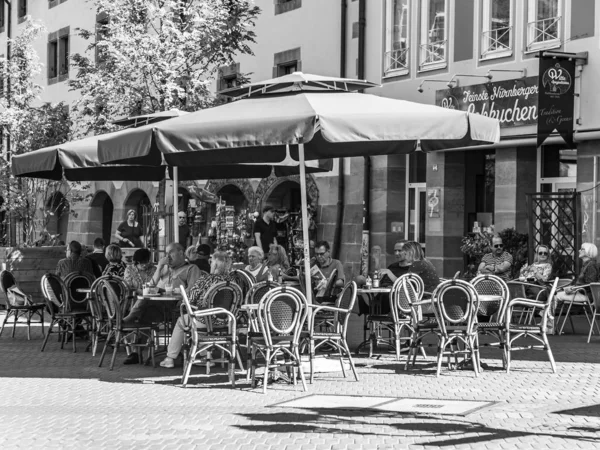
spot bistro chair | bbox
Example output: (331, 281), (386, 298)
(63, 271), (96, 313)
(180, 281), (243, 387)
(431, 279), (480, 377)
(389, 274), (423, 361)
(555, 280), (593, 335)
(586, 283), (600, 343)
(309, 281), (358, 383)
(470, 274), (510, 368)
(40, 273), (93, 353)
(506, 280), (547, 324)
(0, 270), (46, 340)
(249, 286), (309, 394)
(505, 277), (560, 373)
(88, 275), (129, 357)
(230, 269), (256, 300)
(98, 280), (156, 370)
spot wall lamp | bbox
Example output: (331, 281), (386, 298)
(417, 79), (457, 93)
(485, 68), (527, 78)
(447, 73), (493, 87)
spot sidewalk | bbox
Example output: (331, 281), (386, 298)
(0, 319), (599, 449)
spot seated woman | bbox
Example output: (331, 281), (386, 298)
(102, 244), (127, 278)
(160, 251), (233, 368)
(402, 240), (440, 295)
(124, 248), (156, 294)
(245, 246), (271, 282)
(519, 244), (552, 282)
(267, 243), (291, 278)
(552, 243), (599, 332)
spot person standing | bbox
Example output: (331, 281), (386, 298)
(86, 238), (109, 278)
(55, 241), (95, 278)
(253, 206), (278, 257)
(178, 212), (191, 249)
(478, 236), (513, 281)
(115, 209), (144, 248)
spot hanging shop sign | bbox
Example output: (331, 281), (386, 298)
(537, 53), (576, 147)
(436, 77), (539, 128)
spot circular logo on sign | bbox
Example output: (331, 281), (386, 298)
(440, 95), (459, 110)
(542, 63), (572, 95)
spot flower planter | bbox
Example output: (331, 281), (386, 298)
(0, 246), (66, 306)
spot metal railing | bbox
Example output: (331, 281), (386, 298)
(527, 16), (560, 50)
(481, 26), (511, 57)
(419, 40), (446, 68)
(384, 48), (409, 73)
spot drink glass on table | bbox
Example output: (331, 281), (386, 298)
(164, 282), (173, 295)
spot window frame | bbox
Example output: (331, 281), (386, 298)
(480, 0), (513, 61)
(526, 0), (563, 53)
(383, 0), (410, 78)
(48, 27), (70, 85)
(418, 0), (448, 73)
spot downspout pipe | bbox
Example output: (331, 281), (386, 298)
(358, 0), (370, 275)
(332, 0), (347, 260)
(4, 0), (10, 160)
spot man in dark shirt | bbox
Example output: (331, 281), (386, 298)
(178, 212), (191, 249)
(379, 240), (410, 283)
(86, 238), (109, 278)
(253, 206), (278, 257)
(193, 244), (211, 273)
(56, 241), (95, 278)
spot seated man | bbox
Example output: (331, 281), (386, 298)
(86, 237), (109, 278)
(55, 240), (95, 279)
(477, 236), (513, 281)
(313, 240), (345, 302)
(379, 240), (409, 285)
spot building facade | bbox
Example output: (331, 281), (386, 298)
(2, 0), (599, 279)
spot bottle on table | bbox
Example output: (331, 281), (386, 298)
(372, 270), (380, 288)
(267, 270), (274, 283)
(277, 268), (283, 284)
(365, 276), (372, 289)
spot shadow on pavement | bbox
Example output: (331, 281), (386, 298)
(234, 408), (600, 445)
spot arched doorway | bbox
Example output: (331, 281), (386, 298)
(89, 191), (114, 245)
(46, 192), (69, 242)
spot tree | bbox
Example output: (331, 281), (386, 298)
(0, 19), (85, 246)
(70, 0), (261, 136)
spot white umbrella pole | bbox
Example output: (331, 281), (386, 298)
(298, 144), (312, 305)
(173, 166), (179, 244)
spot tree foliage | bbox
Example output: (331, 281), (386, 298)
(70, 0), (260, 136)
(0, 19), (83, 246)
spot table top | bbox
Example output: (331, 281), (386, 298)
(357, 287), (392, 294)
(136, 294), (182, 301)
(478, 294), (503, 302)
(241, 303), (259, 311)
(76, 288), (91, 294)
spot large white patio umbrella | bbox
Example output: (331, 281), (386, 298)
(98, 73), (501, 303)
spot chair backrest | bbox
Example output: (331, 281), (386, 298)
(391, 273), (424, 319)
(245, 280), (279, 305)
(40, 273), (68, 315)
(589, 283), (600, 310)
(470, 274), (510, 320)
(90, 275), (129, 318)
(97, 279), (124, 329)
(63, 271), (96, 311)
(539, 277), (560, 331)
(230, 269), (256, 299)
(432, 279), (479, 335)
(321, 268), (338, 298)
(333, 281), (357, 334)
(202, 280), (244, 331)
(258, 286), (308, 348)
(0, 270), (16, 294)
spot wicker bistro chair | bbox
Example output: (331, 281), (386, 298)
(40, 273), (93, 353)
(506, 280), (548, 325)
(431, 279), (480, 377)
(309, 281), (359, 383)
(63, 271), (96, 313)
(0, 270), (45, 340)
(88, 276), (129, 357)
(390, 274), (423, 361)
(180, 280), (244, 386)
(249, 286), (309, 394)
(555, 282), (594, 335)
(505, 277), (560, 373)
(470, 274), (510, 368)
(98, 280), (156, 370)
(586, 283), (600, 343)
(231, 269), (256, 299)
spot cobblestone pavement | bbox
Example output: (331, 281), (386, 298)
(1, 318), (600, 449)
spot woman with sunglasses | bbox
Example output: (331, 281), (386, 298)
(477, 236), (513, 281)
(519, 245), (552, 283)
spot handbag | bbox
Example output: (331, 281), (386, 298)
(6, 286), (31, 307)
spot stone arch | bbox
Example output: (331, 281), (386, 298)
(123, 188), (151, 221)
(89, 190), (114, 245)
(45, 191), (69, 241)
(255, 173), (319, 212)
(204, 179), (255, 207)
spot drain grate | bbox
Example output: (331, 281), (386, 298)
(271, 394), (496, 417)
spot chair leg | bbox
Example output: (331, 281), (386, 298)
(249, 345), (257, 387)
(309, 338), (315, 384)
(41, 319), (55, 352)
(99, 330), (113, 367)
(71, 319), (77, 353)
(542, 332), (557, 374)
(558, 301), (573, 335)
(12, 311), (18, 338)
(505, 330), (511, 374)
(587, 312), (596, 344)
(109, 330), (121, 370)
(295, 347), (308, 392)
(26, 311), (32, 340)
(39, 310), (45, 337)
(182, 340), (197, 387)
(337, 340), (347, 378)
(262, 349), (271, 394)
(342, 340), (359, 382)
(436, 337), (446, 377)
(0, 310), (12, 337)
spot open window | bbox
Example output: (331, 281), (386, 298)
(418, 0), (448, 72)
(481, 0), (512, 60)
(527, 0), (562, 52)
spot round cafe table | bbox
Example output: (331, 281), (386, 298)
(136, 293), (182, 363)
(356, 286), (393, 357)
